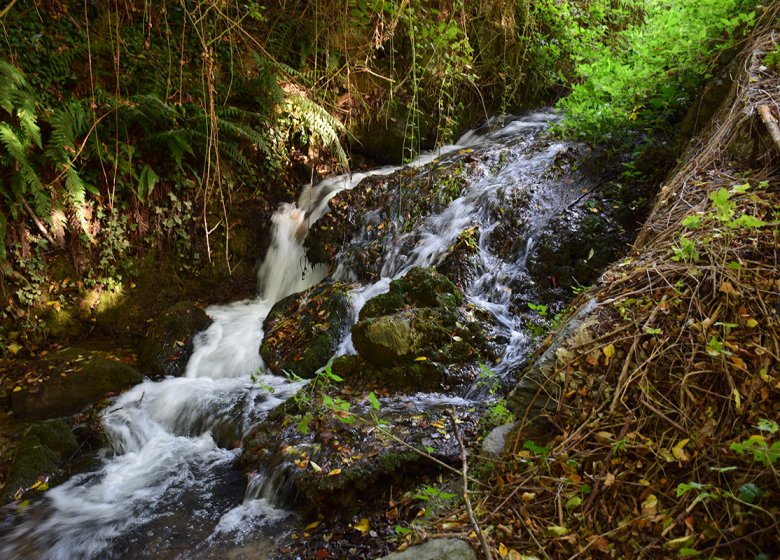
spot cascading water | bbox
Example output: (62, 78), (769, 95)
(1, 110), (599, 558)
(0, 192), (332, 559)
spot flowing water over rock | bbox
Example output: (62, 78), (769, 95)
(0, 111), (630, 558)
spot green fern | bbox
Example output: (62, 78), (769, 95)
(0, 62), (47, 222)
(0, 62), (41, 148)
(45, 100), (95, 231)
(284, 93), (348, 171)
(148, 130), (194, 168)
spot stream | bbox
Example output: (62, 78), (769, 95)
(1, 110), (613, 559)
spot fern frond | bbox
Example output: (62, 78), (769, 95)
(0, 123), (29, 164)
(148, 130), (194, 168)
(216, 117), (270, 153)
(46, 100), (89, 165)
(284, 94), (349, 170)
(115, 94), (180, 135)
(219, 141), (255, 172)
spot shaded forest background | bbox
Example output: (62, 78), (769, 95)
(0, 0), (759, 355)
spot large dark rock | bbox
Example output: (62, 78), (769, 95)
(305, 157), (481, 283)
(10, 348), (142, 420)
(525, 207), (625, 305)
(2, 419), (78, 501)
(242, 390), (476, 514)
(437, 225), (482, 289)
(348, 268), (490, 391)
(261, 282), (353, 378)
(350, 96), (437, 165)
(138, 301), (212, 378)
(359, 267), (462, 320)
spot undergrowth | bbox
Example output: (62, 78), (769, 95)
(426, 15), (780, 558)
(557, 0), (759, 141)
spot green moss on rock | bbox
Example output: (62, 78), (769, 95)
(10, 348), (142, 420)
(138, 301), (212, 378)
(359, 267), (462, 320)
(3, 419), (78, 501)
(261, 282), (353, 378)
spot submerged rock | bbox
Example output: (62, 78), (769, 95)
(9, 348), (142, 420)
(261, 282), (353, 378)
(138, 301), (212, 378)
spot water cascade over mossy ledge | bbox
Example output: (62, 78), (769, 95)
(0, 112), (662, 559)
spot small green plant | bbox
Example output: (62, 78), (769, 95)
(528, 302), (548, 316)
(572, 282), (592, 296)
(526, 302), (552, 337)
(764, 45), (780, 70)
(672, 237), (700, 262)
(522, 439), (550, 458)
(676, 481), (718, 505)
(731, 420), (780, 466)
(412, 484), (457, 503)
(486, 399), (513, 428)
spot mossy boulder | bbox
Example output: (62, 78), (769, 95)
(348, 268), (489, 390)
(10, 348), (142, 420)
(359, 267), (462, 320)
(138, 301), (212, 378)
(261, 282), (353, 378)
(352, 308), (475, 367)
(2, 419), (78, 501)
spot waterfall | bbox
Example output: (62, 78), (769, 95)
(1, 110), (582, 559)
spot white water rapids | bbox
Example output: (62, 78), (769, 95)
(1, 111), (573, 559)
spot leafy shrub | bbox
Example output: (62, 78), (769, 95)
(557, 0), (758, 141)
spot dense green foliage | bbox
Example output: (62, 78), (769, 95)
(0, 0), (762, 354)
(558, 0), (757, 140)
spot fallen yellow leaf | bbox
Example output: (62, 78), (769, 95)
(353, 518), (370, 532)
(729, 356), (747, 370)
(642, 494), (658, 516)
(327, 468), (342, 477)
(720, 281), (738, 296)
(603, 344), (615, 365)
(672, 438), (690, 462)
